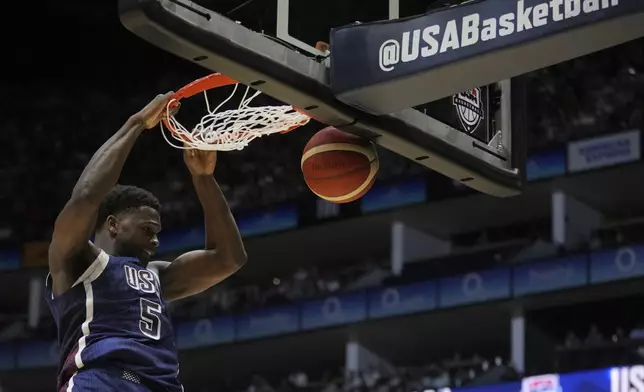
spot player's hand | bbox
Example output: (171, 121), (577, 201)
(184, 148), (217, 176)
(133, 92), (180, 130)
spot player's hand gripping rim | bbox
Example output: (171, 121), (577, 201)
(183, 146), (217, 176)
(133, 92), (181, 130)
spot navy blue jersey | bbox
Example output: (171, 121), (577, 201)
(45, 251), (183, 392)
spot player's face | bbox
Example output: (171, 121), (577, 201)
(110, 206), (162, 262)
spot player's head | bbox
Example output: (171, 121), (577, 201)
(96, 185), (162, 262)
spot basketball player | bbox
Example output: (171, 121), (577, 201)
(46, 92), (247, 391)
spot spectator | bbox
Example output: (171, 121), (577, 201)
(585, 324), (604, 345)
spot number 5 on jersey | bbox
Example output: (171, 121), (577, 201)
(140, 298), (162, 340)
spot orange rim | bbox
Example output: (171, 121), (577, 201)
(174, 73), (238, 100)
(163, 73), (238, 133)
(163, 73), (312, 141)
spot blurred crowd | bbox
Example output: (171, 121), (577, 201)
(209, 354), (518, 392)
(523, 291), (644, 377)
(223, 311), (644, 392)
(526, 39), (644, 149)
(172, 216), (554, 322)
(167, 214), (644, 325)
(170, 259), (388, 321)
(0, 40), (642, 244)
(556, 322), (644, 373)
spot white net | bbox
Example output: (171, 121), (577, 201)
(161, 83), (311, 151)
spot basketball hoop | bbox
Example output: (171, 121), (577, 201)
(161, 73), (311, 151)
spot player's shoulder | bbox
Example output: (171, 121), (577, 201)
(49, 241), (101, 268)
(147, 260), (171, 275)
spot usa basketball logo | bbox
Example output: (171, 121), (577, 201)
(521, 374), (561, 392)
(453, 88), (484, 134)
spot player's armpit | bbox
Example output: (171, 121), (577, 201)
(48, 198), (100, 294)
(149, 250), (244, 301)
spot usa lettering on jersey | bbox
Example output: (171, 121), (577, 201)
(124, 265), (158, 294)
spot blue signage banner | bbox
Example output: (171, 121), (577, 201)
(234, 305), (299, 341)
(236, 204), (299, 237)
(590, 245), (644, 284)
(156, 204), (298, 254)
(526, 147), (566, 182)
(175, 315), (234, 349)
(368, 281), (436, 319)
(513, 255), (588, 296)
(550, 368), (612, 392)
(567, 130), (641, 173)
(157, 226), (204, 254)
(0, 248), (20, 271)
(361, 177), (426, 213)
(301, 292), (367, 330)
(0, 343), (14, 370)
(439, 268), (511, 308)
(15, 340), (58, 369)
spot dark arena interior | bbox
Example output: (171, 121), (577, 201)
(1, 0), (644, 391)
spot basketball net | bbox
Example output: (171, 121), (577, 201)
(161, 81), (310, 151)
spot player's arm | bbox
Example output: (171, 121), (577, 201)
(151, 149), (246, 302)
(48, 92), (175, 296)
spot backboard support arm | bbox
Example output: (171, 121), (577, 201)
(276, 0), (400, 57)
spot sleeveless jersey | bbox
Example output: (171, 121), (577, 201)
(45, 251), (183, 392)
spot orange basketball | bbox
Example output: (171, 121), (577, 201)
(301, 127), (379, 203)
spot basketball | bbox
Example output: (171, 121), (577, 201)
(301, 127), (379, 203)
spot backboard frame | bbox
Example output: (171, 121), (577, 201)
(119, 0), (525, 197)
(275, 0), (402, 57)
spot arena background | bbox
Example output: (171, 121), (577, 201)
(1, 0), (644, 391)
